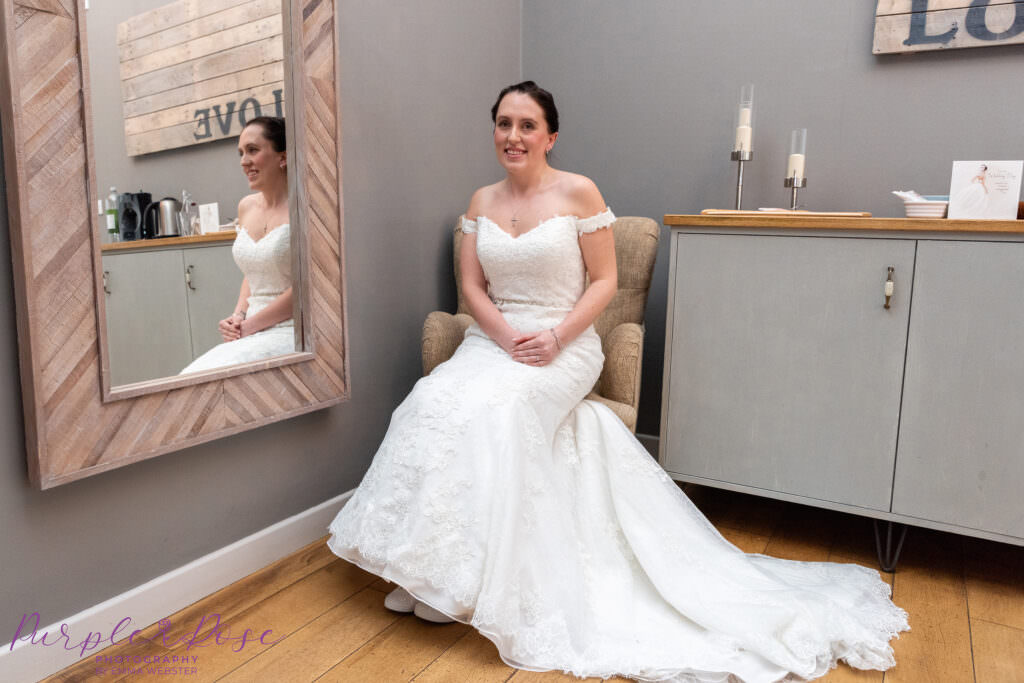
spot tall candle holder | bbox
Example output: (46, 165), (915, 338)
(731, 150), (752, 210)
(784, 128), (807, 210)
(731, 84), (754, 210)
(783, 176), (807, 210)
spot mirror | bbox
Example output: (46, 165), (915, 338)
(1, 0), (348, 489)
(85, 0), (301, 388)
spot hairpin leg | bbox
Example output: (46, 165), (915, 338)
(873, 519), (908, 572)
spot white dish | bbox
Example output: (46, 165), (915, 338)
(903, 200), (948, 218)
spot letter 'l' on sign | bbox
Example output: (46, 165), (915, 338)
(873, 0), (1024, 54)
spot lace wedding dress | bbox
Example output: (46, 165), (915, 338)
(180, 224), (294, 375)
(327, 209), (908, 682)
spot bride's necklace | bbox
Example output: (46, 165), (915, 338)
(254, 197), (286, 240)
(508, 170), (550, 230)
(510, 198), (527, 229)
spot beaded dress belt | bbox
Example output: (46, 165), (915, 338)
(490, 296), (571, 310)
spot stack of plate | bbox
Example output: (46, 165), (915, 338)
(904, 200), (948, 218)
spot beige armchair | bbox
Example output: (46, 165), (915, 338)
(421, 216), (660, 432)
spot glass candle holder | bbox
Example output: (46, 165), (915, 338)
(787, 128), (807, 179)
(733, 84), (754, 153)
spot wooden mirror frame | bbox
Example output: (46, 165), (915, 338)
(0, 0), (348, 489)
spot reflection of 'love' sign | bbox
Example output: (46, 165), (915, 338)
(193, 90), (285, 141)
(118, 0), (286, 156)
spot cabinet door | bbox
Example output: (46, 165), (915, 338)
(183, 245), (243, 360)
(103, 250), (194, 385)
(663, 233), (915, 510)
(893, 241), (1024, 537)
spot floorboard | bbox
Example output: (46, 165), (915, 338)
(43, 486), (1024, 683)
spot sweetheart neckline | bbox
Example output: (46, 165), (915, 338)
(475, 214), (575, 240)
(240, 223), (289, 245)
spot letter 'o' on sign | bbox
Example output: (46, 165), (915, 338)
(873, 0), (1024, 54)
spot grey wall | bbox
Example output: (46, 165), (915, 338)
(1, 0), (518, 634)
(86, 0), (252, 232)
(522, 0), (1024, 435)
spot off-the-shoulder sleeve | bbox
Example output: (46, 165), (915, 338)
(576, 207), (615, 235)
(460, 216), (478, 234)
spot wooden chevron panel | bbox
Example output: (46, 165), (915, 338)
(0, 0), (348, 489)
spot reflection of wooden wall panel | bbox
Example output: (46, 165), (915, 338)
(119, 0), (280, 60)
(117, 0), (251, 44)
(120, 14), (281, 79)
(874, 0), (1024, 54)
(123, 63), (283, 117)
(118, 0), (284, 156)
(0, 0), (348, 488)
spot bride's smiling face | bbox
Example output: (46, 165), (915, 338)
(238, 124), (286, 191)
(493, 93), (557, 172)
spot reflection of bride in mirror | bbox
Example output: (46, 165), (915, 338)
(180, 117), (294, 375)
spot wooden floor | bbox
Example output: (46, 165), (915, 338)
(47, 484), (1024, 683)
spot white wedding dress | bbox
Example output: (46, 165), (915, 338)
(180, 224), (294, 375)
(327, 209), (908, 682)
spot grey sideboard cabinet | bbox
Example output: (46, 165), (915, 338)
(660, 215), (1024, 562)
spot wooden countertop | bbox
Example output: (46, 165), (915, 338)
(664, 214), (1024, 234)
(101, 230), (237, 252)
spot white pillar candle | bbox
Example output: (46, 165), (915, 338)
(787, 153), (806, 178)
(738, 106), (752, 127)
(734, 124), (752, 152)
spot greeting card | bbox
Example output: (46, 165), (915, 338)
(948, 160), (1023, 220)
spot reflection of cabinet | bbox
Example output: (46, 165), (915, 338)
(103, 243), (240, 386)
(660, 218), (1024, 547)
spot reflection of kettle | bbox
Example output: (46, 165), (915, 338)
(143, 197), (182, 238)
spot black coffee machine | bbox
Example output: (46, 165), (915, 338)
(117, 191), (155, 240)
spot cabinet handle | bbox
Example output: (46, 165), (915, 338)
(102, 270), (110, 295)
(185, 264), (196, 290)
(884, 266), (894, 309)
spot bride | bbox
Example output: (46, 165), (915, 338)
(328, 81), (909, 682)
(180, 116), (295, 375)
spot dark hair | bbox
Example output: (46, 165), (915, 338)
(243, 116), (286, 152)
(490, 81), (559, 134)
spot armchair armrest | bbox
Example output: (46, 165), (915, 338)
(422, 312), (475, 375)
(596, 322), (644, 409)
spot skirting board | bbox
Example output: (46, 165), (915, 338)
(1, 490), (354, 682)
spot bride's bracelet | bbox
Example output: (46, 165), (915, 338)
(233, 310), (247, 320)
(549, 328), (562, 350)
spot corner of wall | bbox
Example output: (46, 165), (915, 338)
(519, 0), (524, 80)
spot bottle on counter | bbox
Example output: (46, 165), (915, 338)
(179, 190), (199, 236)
(188, 201), (200, 235)
(105, 186), (120, 242)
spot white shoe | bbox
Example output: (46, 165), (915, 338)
(413, 601), (455, 623)
(383, 586), (416, 613)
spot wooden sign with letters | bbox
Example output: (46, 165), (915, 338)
(874, 0), (1024, 54)
(118, 0), (285, 156)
